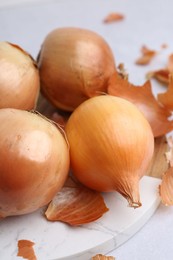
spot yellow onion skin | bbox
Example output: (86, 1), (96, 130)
(38, 27), (116, 111)
(0, 109), (70, 218)
(0, 42), (40, 109)
(65, 95), (154, 207)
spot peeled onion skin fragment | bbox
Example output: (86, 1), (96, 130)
(45, 177), (109, 226)
(147, 54), (173, 85)
(17, 240), (37, 260)
(157, 74), (173, 111)
(92, 254), (115, 260)
(165, 136), (173, 167)
(103, 13), (124, 23)
(135, 45), (157, 65)
(159, 135), (173, 206)
(147, 69), (170, 85)
(108, 72), (173, 137)
(159, 167), (173, 206)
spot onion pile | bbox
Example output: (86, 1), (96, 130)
(0, 27), (156, 223)
(38, 27), (116, 111)
(0, 109), (69, 218)
(65, 95), (154, 207)
(0, 42), (40, 110)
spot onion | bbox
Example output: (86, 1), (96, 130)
(65, 95), (154, 208)
(0, 42), (40, 109)
(38, 27), (116, 111)
(0, 109), (70, 218)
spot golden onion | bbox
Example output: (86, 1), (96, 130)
(38, 27), (116, 111)
(65, 95), (154, 208)
(0, 109), (70, 218)
(0, 42), (40, 109)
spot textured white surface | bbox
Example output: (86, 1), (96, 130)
(1, 0), (173, 259)
(0, 0), (45, 8)
(0, 176), (160, 260)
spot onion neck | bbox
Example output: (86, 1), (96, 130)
(115, 176), (142, 208)
(127, 195), (142, 208)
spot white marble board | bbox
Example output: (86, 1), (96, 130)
(0, 176), (161, 260)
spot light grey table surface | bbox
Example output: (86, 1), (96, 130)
(0, 1), (173, 259)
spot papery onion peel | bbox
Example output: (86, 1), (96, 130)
(147, 69), (170, 84)
(147, 53), (173, 84)
(92, 254), (115, 260)
(159, 167), (173, 206)
(157, 74), (173, 111)
(17, 240), (36, 260)
(103, 13), (124, 23)
(159, 136), (173, 206)
(165, 136), (173, 167)
(135, 45), (157, 65)
(108, 72), (173, 137)
(45, 176), (108, 225)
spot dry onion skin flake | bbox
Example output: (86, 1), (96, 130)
(160, 136), (173, 206)
(0, 42), (40, 109)
(92, 254), (115, 260)
(65, 95), (154, 208)
(147, 53), (173, 84)
(45, 176), (109, 225)
(157, 74), (173, 111)
(38, 27), (116, 111)
(159, 167), (173, 206)
(108, 72), (173, 137)
(17, 240), (36, 260)
(0, 108), (70, 218)
(103, 12), (124, 23)
(135, 45), (157, 65)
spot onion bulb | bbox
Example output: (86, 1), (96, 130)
(65, 95), (154, 208)
(0, 42), (40, 109)
(0, 109), (69, 218)
(38, 27), (116, 111)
